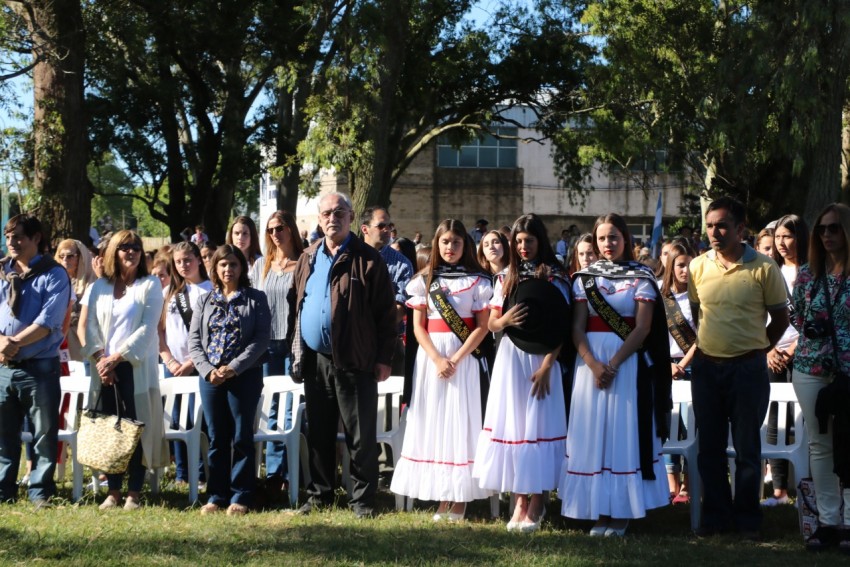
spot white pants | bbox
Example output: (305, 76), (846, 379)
(793, 370), (850, 526)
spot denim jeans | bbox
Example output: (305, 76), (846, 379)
(162, 366), (205, 483)
(263, 339), (291, 479)
(199, 366), (263, 507)
(691, 353), (769, 531)
(0, 357), (61, 502)
(98, 362), (145, 493)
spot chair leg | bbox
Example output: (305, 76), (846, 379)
(187, 439), (199, 504)
(69, 439), (83, 502)
(490, 494), (500, 518)
(286, 436), (301, 508)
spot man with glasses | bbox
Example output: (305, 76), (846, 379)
(360, 207), (413, 376)
(688, 196), (789, 539)
(291, 192), (396, 518)
(0, 214), (71, 509)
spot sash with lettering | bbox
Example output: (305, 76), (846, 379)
(427, 265), (486, 360)
(662, 293), (696, 354)
(576, 259), (673, 481)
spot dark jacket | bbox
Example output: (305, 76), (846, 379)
(290, 233), (396, 380)
(188, 286), (271, 380)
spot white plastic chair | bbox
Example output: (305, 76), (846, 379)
(254, 375), (307, 508)
(21, 374), (90, 501)
(339, 375), (409, 511)
(158, 376), (207, 503)
(662, 380), (701, 530)
(726, 382), (808, 498)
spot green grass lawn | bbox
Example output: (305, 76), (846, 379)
(0, 480), (838, 566)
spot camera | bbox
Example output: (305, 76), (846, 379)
(804, 319), (834, 339)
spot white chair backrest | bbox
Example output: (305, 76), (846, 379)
(59, 374), (91, 431)
(159, 376), (201, 431)
(257, 375), (304, 433)
(68, 361), (87, 379)
(762, 382), (802, 447)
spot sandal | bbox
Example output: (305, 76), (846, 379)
(806, 525), (837, 552)
(226, 503), (248, 516)
(200, 502), (222, 515)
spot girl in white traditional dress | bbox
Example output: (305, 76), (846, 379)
(560, 213), (670, 537)
(390, 219), (494, 521)
(474, 213), (570, 533)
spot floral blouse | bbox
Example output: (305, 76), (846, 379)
(207, 289), (244, 366)
(791, 264), (850, 378)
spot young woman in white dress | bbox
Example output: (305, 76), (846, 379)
(560, 213), (670, 537)
(390, 219), (494, 521)
(474, 213), (570, 533)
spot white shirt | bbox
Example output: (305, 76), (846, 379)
(164, 280), (213, 363)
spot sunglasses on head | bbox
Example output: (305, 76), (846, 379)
(117, 244), (142, 253)
(266, 225), (286, 235)
(815, 223), (842, 236)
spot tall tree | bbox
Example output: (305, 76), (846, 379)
(3, 0), (89, 241)
(545, 0), (850, 226)
(86, 0), (299, 242)
(299, 0), (590, 216)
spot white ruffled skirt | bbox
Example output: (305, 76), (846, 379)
(472, 338), (567, 494)
(559, 331), (669, 519)
(390, 331), (493, 502)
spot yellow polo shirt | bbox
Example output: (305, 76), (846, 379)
(688, 245), (788, 358)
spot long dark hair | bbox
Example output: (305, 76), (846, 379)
(503, 213), (558, 298)
(809, 203), (850, 279)
(476, 229), (509, 275)
(771, 214), (809, 267)
(226, 215), (262, 266)
(591, 213), (635, 262)
(425, 220), (481, 290)
(209, 244), (251, 290)
(165, 242), (209, 307)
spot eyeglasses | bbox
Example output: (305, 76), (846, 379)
(320, 208), (350, 220)
(117, 244), (142, 253)
(816, 223), (842, 236)
(371, 222), (394, 231)
(266, 225), (286, 235)
(58, 253), (78, 260)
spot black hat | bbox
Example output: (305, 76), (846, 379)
(503, 278), (570, 355)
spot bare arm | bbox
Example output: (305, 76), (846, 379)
(765, 306), (790, 350)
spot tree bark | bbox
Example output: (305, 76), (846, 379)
(31, 0), (89, 244)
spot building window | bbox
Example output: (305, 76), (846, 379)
(437, 127), (518, 168)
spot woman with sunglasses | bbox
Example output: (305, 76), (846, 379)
(54, 240), (95, 364)
(250, 211), (303, 492)
(791, 204), (850, 552)
(84, 231), (168, 510)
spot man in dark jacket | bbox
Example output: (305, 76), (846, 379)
(291, 191), (396, 518)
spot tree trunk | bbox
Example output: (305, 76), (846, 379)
(31, 0), (89, 244)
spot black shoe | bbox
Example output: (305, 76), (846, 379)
(806, 526), (838, 552)
(297, 498), (330, 515)
(693, 525), (729, 538)
(839, 529), (850, 555)
(32, 498), (53, 511)
(354, 506), (374, 519)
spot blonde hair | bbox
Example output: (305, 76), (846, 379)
(809, 203), (850, 279)
(102, 230), (148, 282)
(54, 239), (95, 297)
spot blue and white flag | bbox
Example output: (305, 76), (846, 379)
(649, 191), (663, 257)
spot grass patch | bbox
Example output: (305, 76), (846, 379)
(0, 482), (838, 566)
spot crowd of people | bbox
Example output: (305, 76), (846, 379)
(0, 193), (848, 552)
